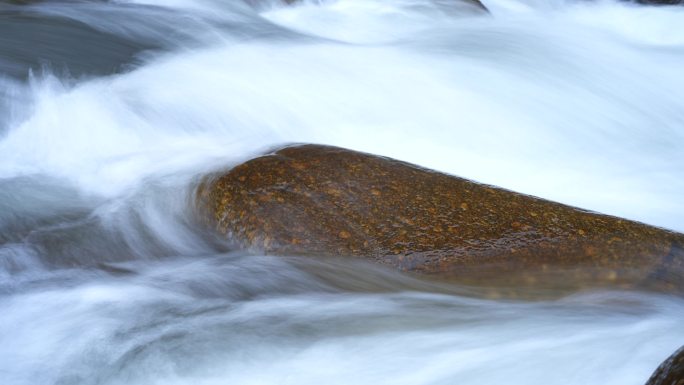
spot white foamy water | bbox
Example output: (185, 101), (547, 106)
(0, 0), (683, 384)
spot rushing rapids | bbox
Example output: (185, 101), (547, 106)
(1, 1), (684, 384)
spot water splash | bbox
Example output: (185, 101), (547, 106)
(0, 1), (683, 384)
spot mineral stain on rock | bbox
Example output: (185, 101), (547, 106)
(197, 144), (684, 294)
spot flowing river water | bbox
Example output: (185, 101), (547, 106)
(1, 0), (683, 384)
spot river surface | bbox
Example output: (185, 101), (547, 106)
(1, 1), (683, 384)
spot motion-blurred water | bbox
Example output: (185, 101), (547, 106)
(1, 0), (683, 384)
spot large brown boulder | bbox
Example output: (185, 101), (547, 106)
(197, 144), (684, 294)
(646, 345), (684, 385)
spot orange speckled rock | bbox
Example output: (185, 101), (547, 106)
(646, 345), (684, 385)
(197, 144), (684, 293)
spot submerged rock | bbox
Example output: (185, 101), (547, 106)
(634, 0), (683, 5)
(276, 0), (488, 12)
(646, 345), (684, 385)
(197, 144), (684, 293)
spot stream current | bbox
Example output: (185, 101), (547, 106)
(1, 1), (684, 384)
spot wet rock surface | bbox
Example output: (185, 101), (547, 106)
(646, 345), (684, 385)
(635, 0), (683, 5)
(198, 144), (684, 293)
(278, 0), (488, 12)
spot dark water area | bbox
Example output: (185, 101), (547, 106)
(0, 2), (160, 80)
(0, 0), (299, 81)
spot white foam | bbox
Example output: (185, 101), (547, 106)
(2, 0), (683, 229)
(1, 3), (683, 383)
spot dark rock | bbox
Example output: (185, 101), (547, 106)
(646, 345), (684, 385)
(275, 0), (488, 12)
(634, 1), (682, 5)
(197, 144), (684, 294)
